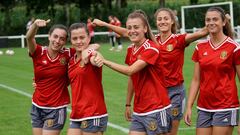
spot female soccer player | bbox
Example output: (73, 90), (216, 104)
(93, 8), (208, 135)
(95, 10), (172, 135)
(67, 23), (107, 135)
(26, 19), (73, 135)
(184, 7), (240, 135)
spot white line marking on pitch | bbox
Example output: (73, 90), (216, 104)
(0, 83), (195, 133)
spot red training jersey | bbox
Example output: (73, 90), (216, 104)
(155, 34), (187, 87)
(30, 45), (74, 109)
(68, 55), (107, 121)
(192, 37), (240, 111)
(125, 39), (171, 115)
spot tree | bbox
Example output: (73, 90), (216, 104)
(159, 0), (165, 7)
(190, 0), (198, 4)
(25, 0), (55, 17)
(0, 0), (17, 33)
(115, 0), (127, 8)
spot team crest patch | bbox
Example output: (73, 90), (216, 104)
(59, 57), (67, 65)
(46, 119), (54, 127)
(220, 51), (227, 59)
(166, 44), (174, 52)
(81, 120), (88, 129)
(79, 61), (85, 67)
(171, 108), (179, 117)
(148, 120), (157, 131)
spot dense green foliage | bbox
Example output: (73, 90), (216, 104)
(0, 0), (240, 37)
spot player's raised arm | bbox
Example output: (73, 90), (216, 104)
(26, 19), (50, 54)
(185, 26), (209, 44)
(92, 19), (128, 37)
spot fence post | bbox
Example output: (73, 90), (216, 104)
(21, 34), (25, 48)
(237, 25), (240, 39)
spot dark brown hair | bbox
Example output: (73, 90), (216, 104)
(206, 7), (233, 38)
(68, 23), (89, 38)
(154, 8), (177, 34)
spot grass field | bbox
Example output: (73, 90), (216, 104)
(0, 42), (239, 135)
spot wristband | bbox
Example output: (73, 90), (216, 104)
(125, 104), (131, 107)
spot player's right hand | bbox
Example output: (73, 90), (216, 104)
(33, 19), (50, 27)
(92, 19), (106, 27)
(125, 106), (132, 122)
(184, 108), (192, 126)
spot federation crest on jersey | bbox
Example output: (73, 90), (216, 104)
(59, 57), (67, 65)
(81, 120), (88, 129)
(79, 61), (85, 67)
(46, 119), (54, 127)
(166, 44), (174, 52)
(148, 120), (157, 131)
(220, 51), (227, 59)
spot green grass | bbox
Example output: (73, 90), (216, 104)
(0, 42), (239, 135)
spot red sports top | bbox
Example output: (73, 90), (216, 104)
(125, 39), (171, 115)
(68, 55), (107, 121)
(192, 37), (240, 111)
(30, 45), (73, 109)
(156, 34), (187, 87)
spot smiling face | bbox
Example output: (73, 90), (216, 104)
(126, 18), (147, 45)
(70, 28), (90, 52)
(156, 10), (174, 33)
(48, 28), (67, 51)
(205, 10), (225, 35)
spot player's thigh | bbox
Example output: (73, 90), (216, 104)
(42, 129), (61, 135)
(67, 128), (82, 135)
(82, 131), (104, 135)
(212, 126), (233, 135)
(32, 128), (42, 135)
(196, 127), (212, 135)
(129, 131), (147, 135)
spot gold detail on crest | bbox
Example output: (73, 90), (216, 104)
(171, 108), (179, 117)
(148, 121), (157, 131)
(220, 51), (227, 59)
(79, 60), (85, 67)
(166, 44), (174, 52)
(59, 57), (67, 65)
(81, 120), (88, 129)
(46, 119), (54, 127)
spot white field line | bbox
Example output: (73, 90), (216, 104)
(0, 83), (195, 132)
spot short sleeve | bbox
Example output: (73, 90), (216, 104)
(139, 47), (159, 65)
(192, 47), (199, 62)
(177, 34), (187, 49)
(125, 47), (132, 65)
(29, 44), (41, 58)
(234, 48), (240, 65)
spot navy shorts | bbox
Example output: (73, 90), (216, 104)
(197, 109), (239, 128)
(30, 104), (67, 130)
(130, 108), (172, 135)
(69, 116), (108, 133)
(167, 84), (186, 120)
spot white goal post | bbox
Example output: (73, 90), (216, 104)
(181, 1), (234, 33)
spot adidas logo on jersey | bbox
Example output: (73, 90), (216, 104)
(223, 118), (228, 122)
(42, 60), (47, 64)
(203, 52), (208, 56)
